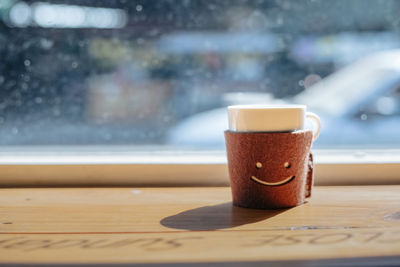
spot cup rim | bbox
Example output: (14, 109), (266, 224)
(227, 104), (306, 110)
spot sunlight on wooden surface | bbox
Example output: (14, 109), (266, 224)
(1, 186), (400, 264)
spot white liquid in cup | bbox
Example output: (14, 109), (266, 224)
(227, 104), (321, 141)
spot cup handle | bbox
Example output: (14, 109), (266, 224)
(306, 112), (321, 141)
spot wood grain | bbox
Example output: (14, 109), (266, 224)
(1, 186), (400, 264)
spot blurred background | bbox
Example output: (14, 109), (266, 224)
(1, 0), (400, 148)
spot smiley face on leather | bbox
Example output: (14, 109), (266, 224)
(250, 161), (295, 186)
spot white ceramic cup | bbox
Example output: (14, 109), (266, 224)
(227, 104), (321, 141)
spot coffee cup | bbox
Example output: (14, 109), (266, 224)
(227, 104), (321, 140)
(225, 104), (319, 209)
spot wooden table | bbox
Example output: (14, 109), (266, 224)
(1, 186), (400, 266)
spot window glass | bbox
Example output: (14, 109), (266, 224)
(1, 0), (400, 148)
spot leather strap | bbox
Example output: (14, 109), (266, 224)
(305, 153), (314, 198)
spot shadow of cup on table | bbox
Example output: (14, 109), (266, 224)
(160, 202), (288, 231)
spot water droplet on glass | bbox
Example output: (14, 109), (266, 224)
(24, 59), (31, 67)
(136, 38), (144, 45)
(78, 40), (85, 47)
(163, 115), (171, 123)
(376, 97), (396, 115)
(21, 83), (28, 91)
(360, 114), (368, 120)
(148, 28), (160, 37)
(104, 133), (112, 140)
(40, 38), (54, 50)
(208, 4), (216, 10)
(35, 97), (43, 104)
(303, 74), (322, 88)
(136, 5), (143, 12)
(53, 108), (61, 117)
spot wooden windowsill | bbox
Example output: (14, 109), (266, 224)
(1, 186), (400, 265)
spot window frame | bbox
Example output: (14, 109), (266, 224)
(1, 147), (399, 187)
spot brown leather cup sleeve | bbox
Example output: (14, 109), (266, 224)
(225, 130), (314, 209)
